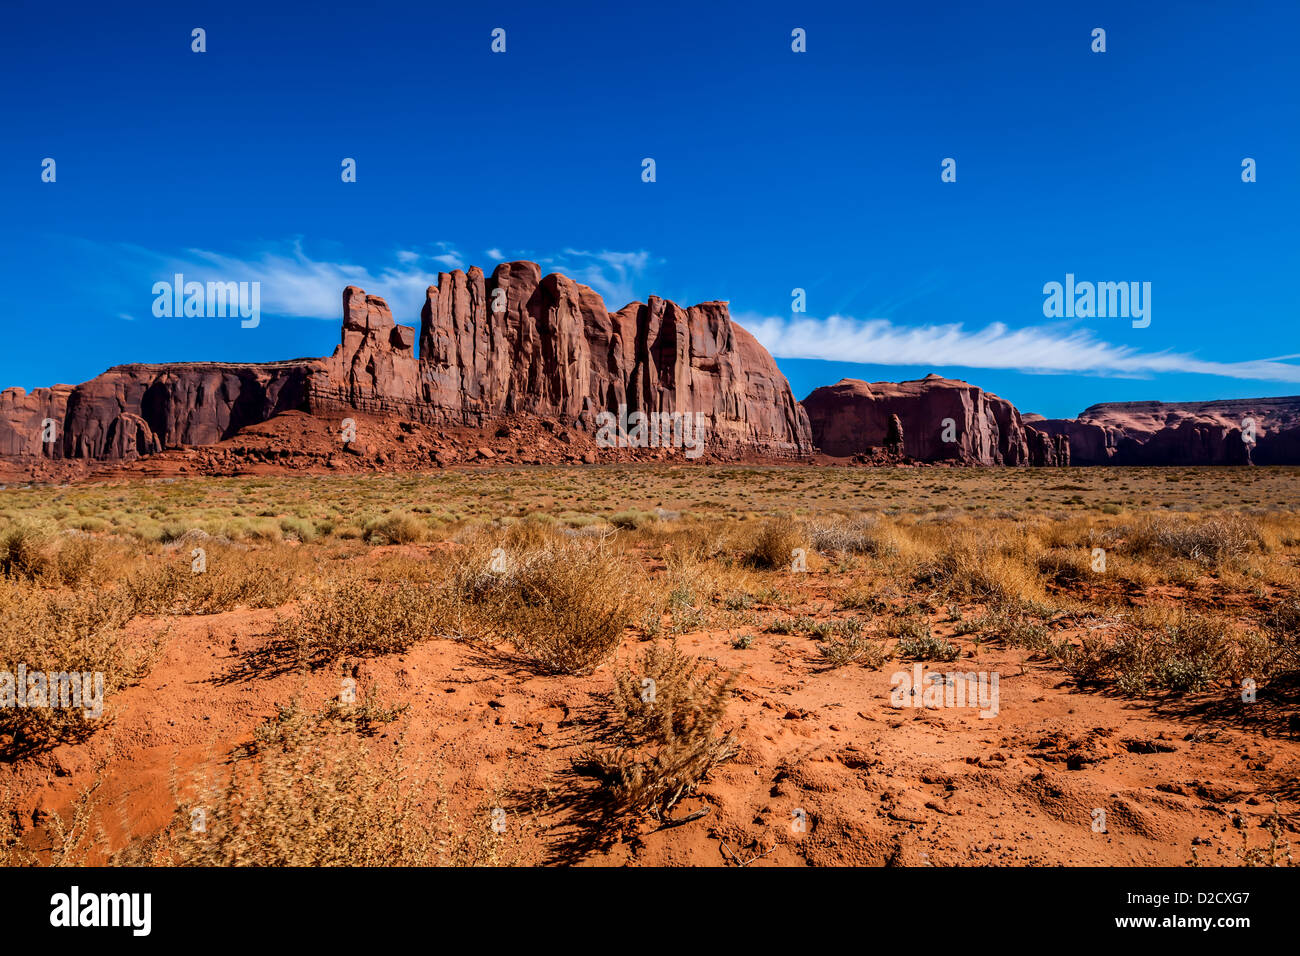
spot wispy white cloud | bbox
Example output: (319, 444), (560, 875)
(176, 243), (431, 319)
(101, 240), (660, 322)
(542, 248), (657, 306)
(87, 239), (1298, 383)
(738, 312), (1300, 383)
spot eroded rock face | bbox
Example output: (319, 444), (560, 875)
(802, 375), (1029, 464)
(0, 385), (73, 458)
(1025, 416), (1118, 465)
(0, 265), (813, 462)
(885, 414), (904, 454)
(58, 362), (318, 461)
(346, 262), (813, 456)
(311, 286), (421, 418)
(1026, 427), (1071, 466)
(1032, 397), (1300, 465)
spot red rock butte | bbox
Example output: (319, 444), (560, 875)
(802, 375), (1033, 465)
(0, 261), (812, 463)
(1027, 397), (1300, 465)
(803, 377), (1300, 467)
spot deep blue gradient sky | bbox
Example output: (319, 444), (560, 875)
(3, 0), (1297, 418)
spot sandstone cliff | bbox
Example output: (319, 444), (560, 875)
(0, 385), (72, 458)
(802, 375), (1029, 464)
(1032, 396), (1300, 465)
(1025, 425), (1071, 467)
(0, 262), (812, 464)
(407, 262), (811, 455)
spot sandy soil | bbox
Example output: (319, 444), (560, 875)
(5, 557), (1296, 867)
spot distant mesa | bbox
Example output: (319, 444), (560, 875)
(1029, 398), (1300, 466)
(801, 377), (1299, 467)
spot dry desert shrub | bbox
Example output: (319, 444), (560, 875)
(594, 641), (737, 818)
(273, 573), (450, 664)
(0, 522), (57, 581)
(1229, 800), (1294, 867)
(247, 694), (409, 754)
(0, 579), (161, 756)
(1059, 632), (1113, 685)
(1264, 599), (1300, 676)
(660, 549), (737, 606)
(807, 616), (858, 638)
(1, 779), (107, 866)
(363, 510), (428, 544)
(0, 523), (306, 616)
(454, 516), (557, 555)
(1122, 513), (1264, 567)
(1030, 514), (1113, 552)
(808, 513), (903, 558)
(767, 614), (817, 635)
(0, 524), (139, 589)
(817, 626), (889, 669)
(1061, 615), (1254, 695)
(910, 525), (1045, 606)
(635, 518), (732, 564)
(124, 542), (306, 616)
(443, 522), (645, 670)
(363, 548), (451, 586)
(888, 618), (961, 662)
(276, 515), (317, 543)
(643, 550), (770, 638)
(45, 534), (135, 588)
(976, 606), (1055, 653)
(147, 708), (510, 866)
(745, 516), (808, 570)
(352, 524), (648, 673)
(10, 698), (519, 867)
(480, 542), (643, 675)
(836, 584), (889, 613)
(608, 508), (660, 530)
(1035, 547), (1095, 586)
(1147, 618), (1256, 692)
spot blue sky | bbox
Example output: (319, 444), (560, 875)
(3, 0), (1296, 419)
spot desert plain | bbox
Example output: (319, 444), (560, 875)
(1, 463), (1297, 866)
